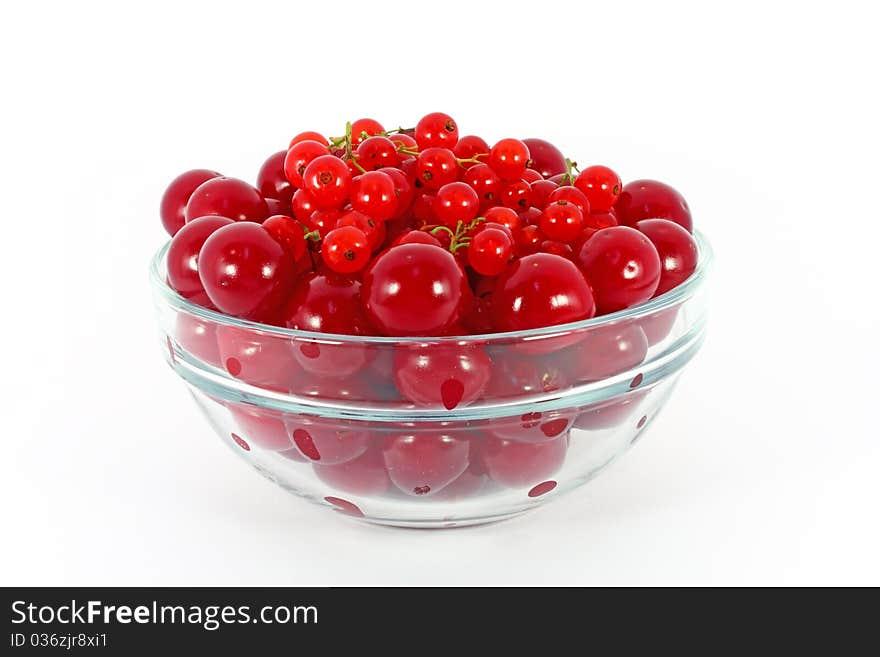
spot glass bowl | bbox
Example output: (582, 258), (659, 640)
(150, 232), (712, 527)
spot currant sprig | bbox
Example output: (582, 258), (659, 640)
(427, 216), (486, 253)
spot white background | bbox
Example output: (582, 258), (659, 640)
(1, 0), (877, 586)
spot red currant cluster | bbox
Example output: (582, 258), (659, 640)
(162, 112), (698, 339)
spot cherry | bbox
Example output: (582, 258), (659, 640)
(198, 222), (296, 321)
(479, 433), (568, 487)
(488, 138), (530, 181)
(574, 165), (622, 212)
(228, 404), (293, 451)
(262, 214), (308, 263)
(468, 227), (513, 276)
(500, 179), (533, 211)
(434, 181), (480, 227)
(529, 179), (559, 209)
(301, 154), (352, 210)
(257, 150), (294, 205)
(322, 225), (370, 274)
(290, 188), (317, 223)
(522, 138), (566, 178)
(539, 201), (584, 242)
(290, 130), (328, 146)
(393, 230), (442, 247)
(264, 198), (291, 218)
(414, 111), (459, 149)
(350, 170), (398, 221)
(635, 219), (698, 296)
(382, 432), (471, 496)
(576, 226), (661, 314)
(540, 240), (574, 259)
(283, 139), (329, 188)
(614, 179), (693, 233)
(314, 446), (392, 496)
(485, 353), (570, 401)
(173, 312), (221, 367)
(487, 411), (575, 444)
(553, 322), (648, 382)
(355, 136), (401, 170)
(166, 215), (233, 306)
(461, 163), (502, 208)
(160, 169), (222, 236)
(415, 147), (458, 190)
(574, 392), (647, 431)
(289, 374), (375, 403)
(285, 416), (370, 464)
(185, 176), (269, 224)
(548, 185), (590, 215)
(216, 324), (300, 392)
(453, 135), (489, 166)
(350, 118), (385, 146)
(518, 206), (543, 227)
(393, 343), (492, 409)
(363, 243), (466, 336)
(640, 307), (678, 345)
(492, 252), (596, 333)
(431, 464), (487, 501)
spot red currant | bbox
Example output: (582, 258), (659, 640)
(453, 135), (489, 166)
(167, 215), (233, 306)
(185, 176), (269, 224)
(283, 139), (329, 188)
(576, 225), (661, 314)
(522, 138), (567, 178)
(349, 170), (398, 222)
(363, 243), (466, 336)
(520, 168), (543, 183)
(306, 208), (342, 238)
(382, 167), (415, 219)
(540, 240), (574, 259)
(291, 188), (317, 223)
(483, 206), (521, 234)
(414, 111), (459, 149)
(461, 163), (502, 208)
(160, 169), (222, 236)
(301, 154), (351, 210)
(389, 132), (417, 152)
(350, 118), (385, 146)
(434, 181), (480, 227)
(355, 136), (401, 170)
(321, 225), (370, 274)
(415, 147), (458, 190)
(516, 224), (543, 256)
(574, 165), (622, 212)
(539, 201), (584, 242)
(290, 130), (328, 147)
(500, 179), (533, 211)
(614, 179), (693, 233)
(489, 138), (530, 181)
(468, 227), (513, 276)
(393, 230), (442, 247)
(548, 185), (590, 215)
(529, 179), (558, 209)
(198, 222), (296, 321)
(336, 209), (383, 251)
(635, 218), (698, 295)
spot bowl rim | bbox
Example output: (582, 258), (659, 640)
(150, 229), (713, 344)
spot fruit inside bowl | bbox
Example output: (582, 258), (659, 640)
(151, 113), (711, 527)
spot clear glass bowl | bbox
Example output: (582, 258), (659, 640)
(150, 232), (712, 527)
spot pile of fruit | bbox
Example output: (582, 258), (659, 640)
(161, 112), (698, 341)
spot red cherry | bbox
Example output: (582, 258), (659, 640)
(257, 150), (294, 205)
(350, 170), (398, 221)
(479, 433), (568, 487)
(431, 464), (487, 501)
(198, 222), (296, 321)
(553, 322), (648, 382)
(228, 404), (293, 451)
(540, 240), (574, 259)
(640, 307), (679, 346)
(539, 201), (584, 242)
(382, 432), (472, 496)
(461, 163), (502, 208)
(283, 139), (329, 188)
(574, 392), (647, 431)
(487, 411), (575, 444)
(393, 343), (492, 409)
(355, 136), (401, 170)
(185, 176), (269, 224)
(453, 135), (490, 166)
(434, 181), (480, 227)
(173, 312), (221, 367)
(160, 169), (222, 236)
(485, 353), (570, 401)
(285, 416), (370, 464)
(574, 165), (622, 212)
(489, 138), (530, 181)
(322, 226), (371, 274)
(576, 226), (661, 314)
(415, 147), (458, 190)
(350, 118), (385, 146)
(166, 215), (233, 306)
(614, 179), (693, 233)
(522, 138), (567, 178)
(635, 219), (699, 296)
(282, 272), (372, 377)
(393, 230), (442, 247)
(216, 324), (300, 392)
(290, 131), (328, 147)
(492, 252), (596, 332)
(363, 244), (466, 336)
(262, 214), (308, 263)
(264, 198), (291, 218)
(414, 111), (459, 149)
(301, 155), (352, 210)
(314, 446), (392, 496)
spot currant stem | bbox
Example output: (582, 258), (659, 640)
(304, 229), (321, 241)
(561, 158), (580, 185)
(456, 154), (488, 166)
